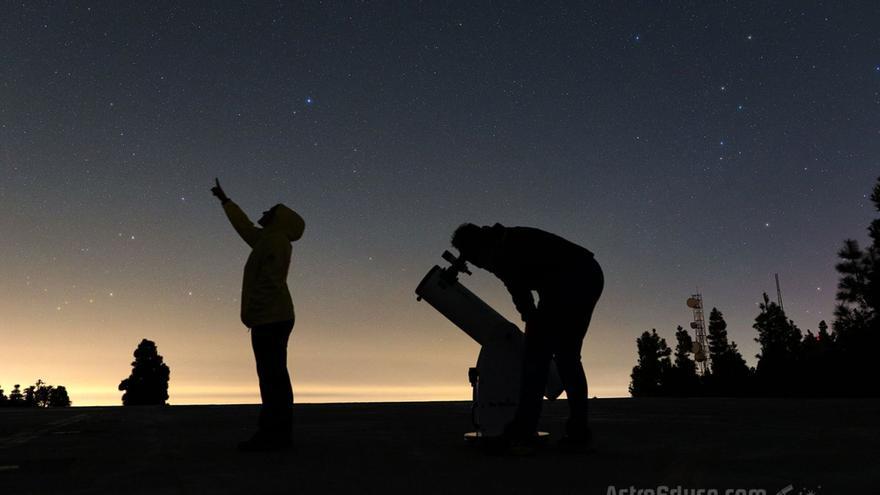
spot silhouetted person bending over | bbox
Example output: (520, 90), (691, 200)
(212, 179), (305, 452)
(451, 223), (603, 450)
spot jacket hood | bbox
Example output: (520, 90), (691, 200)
(267, 203), (305, 241)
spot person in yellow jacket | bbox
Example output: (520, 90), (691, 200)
(211, 178), (305, 451)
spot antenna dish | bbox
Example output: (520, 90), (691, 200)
(690, 321), (700, 329)
(686, 297), (701, 309)
(691, 341), (702, 354)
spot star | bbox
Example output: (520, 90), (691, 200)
(305, 96), (314, 105)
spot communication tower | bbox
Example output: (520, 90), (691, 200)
(686, 293), (710, 375)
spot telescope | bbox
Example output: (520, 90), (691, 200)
(416, 250), (563, 440)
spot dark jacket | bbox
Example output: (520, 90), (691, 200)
(488, 226), (595, 321)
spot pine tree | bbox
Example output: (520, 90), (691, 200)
(8, 384), (23, 406)
(118, 339), (171, 406)
(817, 320), (831, 342)
(629, 329), (672, 397)
(23, 385), (36, 407)
(48, 386), (72, 407)
(754, 293), (802, 395)
(666, 326), (700, 396)
(0, 385), (7, 406)
(33, 379), (52, 408)
(706, 308), (750, 395)
(832, 176), (880, 395)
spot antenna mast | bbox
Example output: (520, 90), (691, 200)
(775, 273), (784, 312)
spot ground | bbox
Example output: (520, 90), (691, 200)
(1, 398), (877, 494)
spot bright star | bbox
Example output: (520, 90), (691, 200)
(305, 97), (314, 105)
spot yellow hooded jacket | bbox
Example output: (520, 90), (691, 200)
(222, 201), (305, 328)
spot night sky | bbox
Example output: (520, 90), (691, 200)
(2, 2), (878, 405)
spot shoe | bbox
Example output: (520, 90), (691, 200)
(237, 432), (292, 452)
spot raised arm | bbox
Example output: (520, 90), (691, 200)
(212, 178), (261, 247)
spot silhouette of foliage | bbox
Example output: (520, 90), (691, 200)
(8, 384), (23, 406)
(33, 379), (51, 407)
(48, 386), (71, 408)
(705, 308), (751, 396)
(0, 379), (70, 408)
(629, 329), (671, 397)
(831, 176), (880, 396)
(753, 293), (802, 395)
(629, 177), (880, 398)
(118, 339), (171, 406)
(665, 326), (701, 396)
(23, 385), (36, 407)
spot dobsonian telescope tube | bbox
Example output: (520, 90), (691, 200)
(416, 251), (520, 347)
(415, 250), (564, 399)
(415, 250), (563, 437)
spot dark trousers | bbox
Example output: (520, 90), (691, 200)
(251, 319), (294, 437)
(511, 258), (604, 438)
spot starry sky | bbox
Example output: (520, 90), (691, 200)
(2, 2), (878, 405)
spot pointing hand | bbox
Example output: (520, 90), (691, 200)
(211, 178), (229, 202)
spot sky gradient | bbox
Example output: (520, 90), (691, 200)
(2, 2), (879, 405)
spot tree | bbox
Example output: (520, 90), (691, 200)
(665, 326), (701, 396)
(817, 320), (832, 343)
(8, 384), (23, 406)
(753, 293), (803, 395)
(629, 329), (672, 397)
(118, 339), (171, 406)
(48, 386), (71, 408)
(23, 385), (36, 407)
(706, 308), (751, 396)
(33, 379), (52, 408)
(0, 380), (71, 408)
(832, 176), (880, 396)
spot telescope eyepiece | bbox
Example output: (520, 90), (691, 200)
(441, 250), (472, 275)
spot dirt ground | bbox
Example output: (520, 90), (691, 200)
(1, 398), (877, 494)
